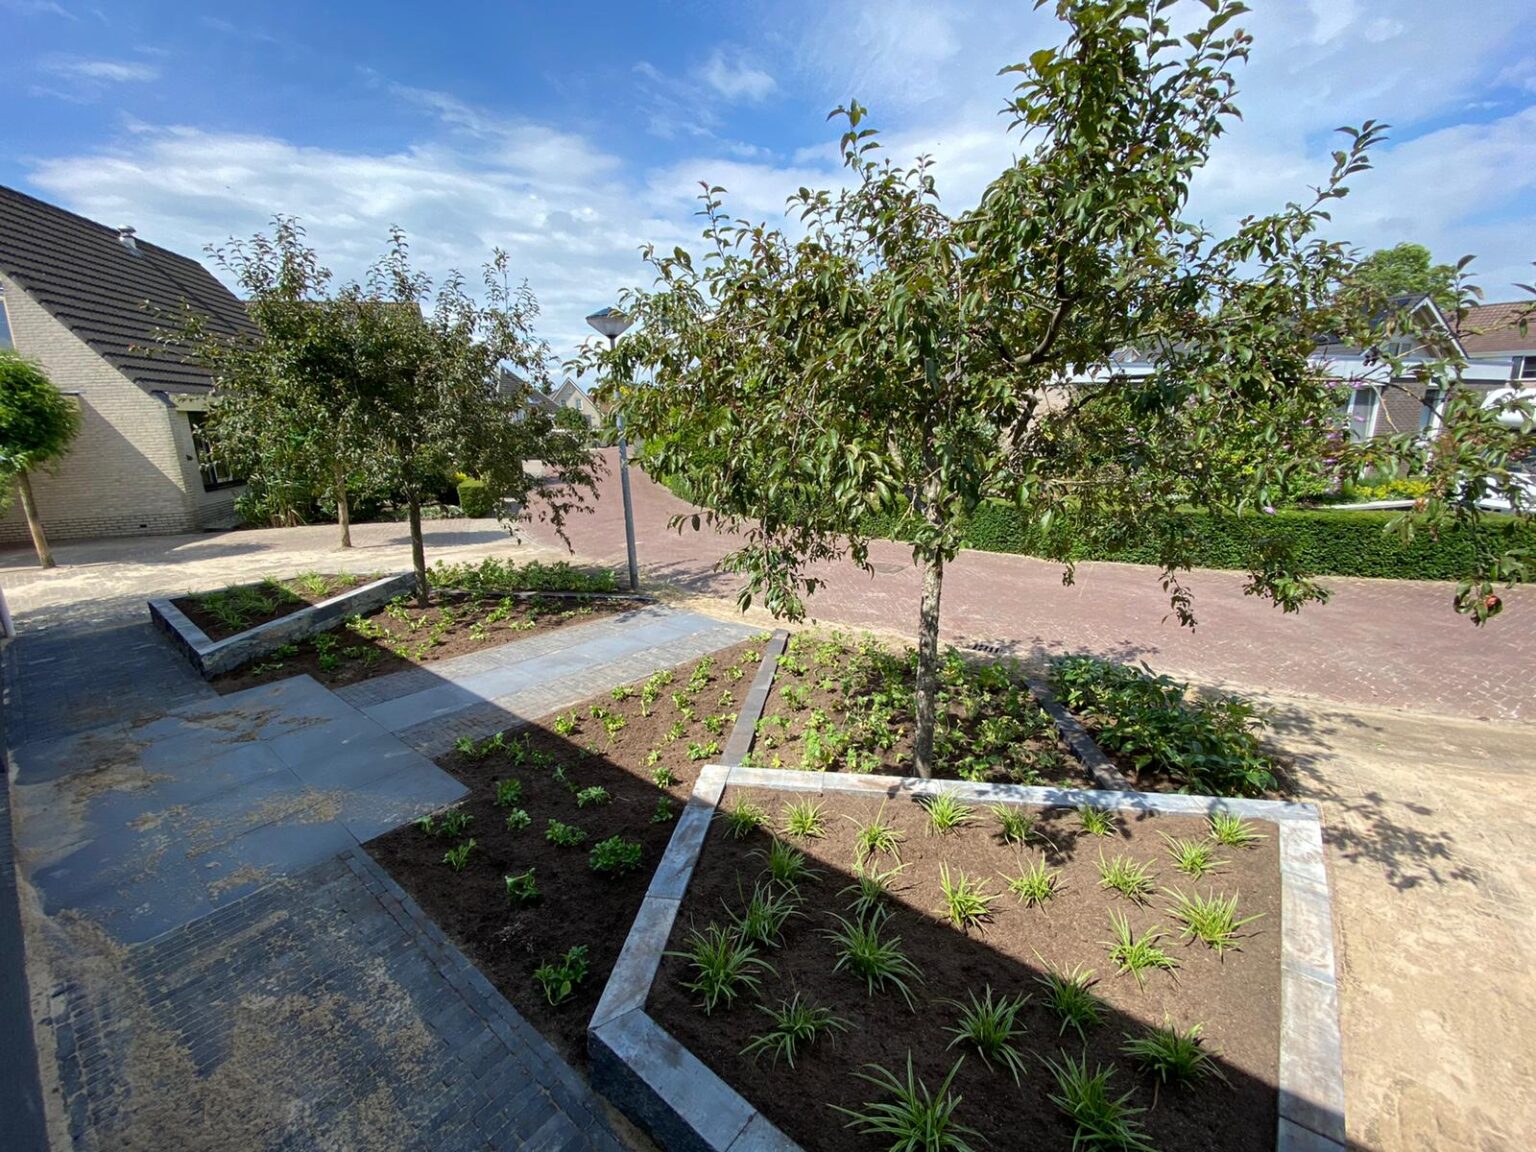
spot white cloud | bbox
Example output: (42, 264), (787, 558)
(700, 50), (776, 103)
(42, 57), (158, 82)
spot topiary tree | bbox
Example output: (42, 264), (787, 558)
(0, 351), (81, 568)
(580, 0), (1531, 778)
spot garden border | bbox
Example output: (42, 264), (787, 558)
(149, 571), (417, 679)
(588, 766), (1345, 1152)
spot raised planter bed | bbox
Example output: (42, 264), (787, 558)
(150, 571), (416, 679)
(589, 767), (1343, 1152)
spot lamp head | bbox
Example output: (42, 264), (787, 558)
(585, 306), (632, 341)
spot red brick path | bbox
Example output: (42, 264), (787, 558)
(525, 450), (1536, 723)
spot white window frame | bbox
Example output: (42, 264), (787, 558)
(1516, 355), (1536, 381)
(1339, 383), (1380, 442)
(1418, 386), (1444, 435)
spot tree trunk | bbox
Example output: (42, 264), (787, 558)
(911, 553), (944, 779)
(333, 462), (352, 549)
(15, 471), (55, 570)
(406, 494), (429, 606)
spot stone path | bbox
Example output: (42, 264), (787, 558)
(2, 571), (749, 1150)
(339, 606), (753, 755)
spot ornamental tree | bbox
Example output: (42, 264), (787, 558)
(0, 351), (81, 569)
(580, 0), (1527, 779)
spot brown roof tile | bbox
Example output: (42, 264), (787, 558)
(1459, 300), (1536, 356)
(0, 184), (252, 393)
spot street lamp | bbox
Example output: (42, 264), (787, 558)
(585, 306), (639, 592)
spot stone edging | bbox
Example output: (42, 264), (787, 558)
(720, 630), (788, 767)
(588, 767), (1346, 1152)
(148, 572), (416, 679)
(1019, 671), (1131, 789)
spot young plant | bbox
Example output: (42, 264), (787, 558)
(1160, 832), (1223, 879)
(610, 683), (636, 702)
(442, 839), (475, 872)
(728, 881), (799, 949)
(504, 868), (539, 903)
(1165, 889), (1263, 954)
(532, 945), (589, 1006)
(943, 987), (1030, 1082)
(1122, 1021), (1226, 1087)
(1003, 858), (1062, 908)
(840, 862), (908, 918)
(652, 797), (677, 823)
(754, 837), (822, 889)
(1043, 1052), (1155, 1152)
(575, 786), (611, 808)
(439, 807), (473, 838)
(832, 1057), (981, 1152)
(1035, 961), (1104, 1040)
(937, 865), (997, 932)
(781, 798), (827, 839)
(670, 923), (773, 1014)
(924, 791), (975, 834)
(545, 819), (587, 848)
(651, 764), (680, 788)
(1208, 811), (1267, 848)
(552, 711), (579, 737)
(504, 807), (531, 830)
(686, 739), (722, 761)
(493, 777), (523, 807)
(721, 798), (768, 839)
(1077, 805), (1116, 836)
(742, 994), (851, 1069)
(1097, 852), (1156, 903)
(850, 805), (905, 867)
(1105, 910), (1179, 988)
(589, 835), (643, 875)
(825, 909), (924, 1009)
(989, 804), (1038, 846)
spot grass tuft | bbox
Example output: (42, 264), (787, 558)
(721, 798), (768, 839)
(832, 1057), (981, 1152)
(1208, 811), (1266, 848)
(849, 803), (906, 867)
(1003, 857), (1062, 908)
(937, 864), (998, 932)
(1097, 852), (1156, 903)
(943, 986), (1030, 1082)
(781, 798), (828, 839)
(670, 924), (775, 1014)
(1122, 1021), (1227, 1088)
(1160, 832), (1223, 879)
(840, 862), (908, 919)
(753, 837), (824, 889)
(989, 803), (1039, 846)
(1077, 805), (1117, 836)
(825, 908), (925, 1009)
(728, 881), (800, 949)
(1034, 960), (1104, 1040)
(1105, 910), (1179, 988)
(1165, 889), (1263, 954)
(924, 790), (976, 834)
(1043, 1051), (1155, 1152)
(741, 994), (850, 1069)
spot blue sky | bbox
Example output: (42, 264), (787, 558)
(4, 0), (1535, 359)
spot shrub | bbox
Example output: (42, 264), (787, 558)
(456, 477), (495, 518)
(1052, 657), (1278, 797)
(533, 945), (589, 1005)
(589, 835), (643, 874)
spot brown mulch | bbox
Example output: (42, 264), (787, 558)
(210, 593), (649, 695)
(649, 787), (1282, 1152)
(367, 639), (769, 1068)
(174, 573), (367, 641)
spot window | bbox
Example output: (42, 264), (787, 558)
(0, 294), (12, 350)
(186, 412), (241, 490)
(1419, 387), (1443, 434)
(1338, 385), (1379, 442)
(1516, 356), (1536, 381)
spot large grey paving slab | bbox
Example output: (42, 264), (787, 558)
(10, 675), (464, 945)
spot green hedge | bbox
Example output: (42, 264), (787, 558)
(456, 478), (495, 518)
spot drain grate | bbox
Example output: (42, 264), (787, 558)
(968, 641), (1003, 655)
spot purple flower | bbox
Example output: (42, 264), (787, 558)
(1263, 505), (1276, 515)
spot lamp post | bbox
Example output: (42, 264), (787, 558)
(585, 306), (639, 592)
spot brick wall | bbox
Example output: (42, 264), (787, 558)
(0, 273), (239, 542)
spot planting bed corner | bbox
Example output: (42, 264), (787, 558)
(150, 572), (416, 679)
(588, 766), (1344, 1152)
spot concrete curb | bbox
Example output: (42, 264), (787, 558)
(149, 572), (416, 679)
(589, 767), (1345, 1152)
(720, 630), (788, 768)
(1020, 671), (1132, 790)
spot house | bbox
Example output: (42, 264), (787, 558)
(1459, 300), (1536, 384)
(0, 185), (253, 543)
(552, 378), (603, 427)
(495, 369), (561, 420)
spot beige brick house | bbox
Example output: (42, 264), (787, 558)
(0, 185), (252, 543)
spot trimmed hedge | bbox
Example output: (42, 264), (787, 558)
(456, 478), (495, 518)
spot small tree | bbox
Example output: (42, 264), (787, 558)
(1350, 242), (1457, 312)
(178, 219), (373, 546)
(0, 352), (81, 568)
(583, 0), (1530, 778)
(350, 230), (599, 602)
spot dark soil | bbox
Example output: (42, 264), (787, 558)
(752, 632), (1083, 786)
(368, 639), (769, 1069)
(650, 787), (1282, 1152)
(211, 592), (649, 695)
(175, 573), (366, 640)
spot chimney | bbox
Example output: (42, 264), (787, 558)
(117, 226), (137, 251)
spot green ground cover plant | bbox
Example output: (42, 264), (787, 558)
(742, 995), (851, 1069)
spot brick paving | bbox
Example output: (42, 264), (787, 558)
(523, 449), (1536, 723)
